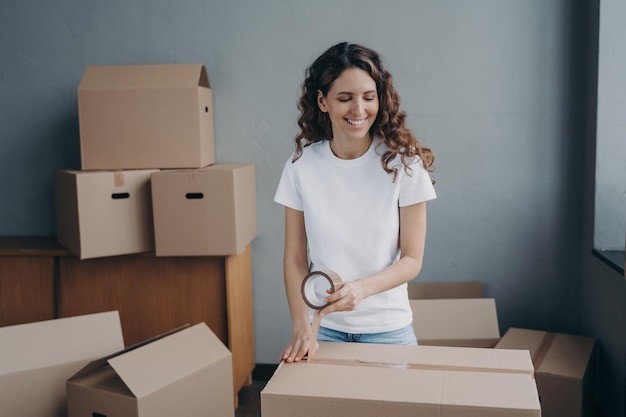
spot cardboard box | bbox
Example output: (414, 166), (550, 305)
(151, 163), (256, 256)
(55, 169), (158, 259)
(495, 327), (596, 417)
(0, 311), (124, 417)
(67, 322), (234, 417)
(261, 342), (541, 417)
(408, 281), (483, 299)
(410, 298), (501, 347)
(78, 64), (215, 170)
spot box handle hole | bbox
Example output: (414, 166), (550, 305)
(93, 413), (107, 417)
(186, 193), (204, 200)
(205, 106), (209, 113)
(111, 193), (130, 200)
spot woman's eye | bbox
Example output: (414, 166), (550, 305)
(364, 96), (376, 101)
(338, 98), (350, 103)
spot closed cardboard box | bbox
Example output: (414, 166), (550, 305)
(261, 342), (541, 417)
(78, 64), (215, 170)
(410, 298), (501, 347)
(55, 169), (158, 259)
(67, 322), (234, 417)
(0, 311), (124, 417)
(151, 163), (256, 256)
(495, 327), (596, 417)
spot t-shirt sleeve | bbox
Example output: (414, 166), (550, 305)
(274, 156), (304, 211)
(398, 158), (437, 207)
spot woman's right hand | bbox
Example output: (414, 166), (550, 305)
(280, 326), (318, 363)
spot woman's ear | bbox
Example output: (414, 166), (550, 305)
(317, 90), (328, 113)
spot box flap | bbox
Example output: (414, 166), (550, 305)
(0, 311), (124, 375)
(310, 342), (533, 375)
(494, 327), (547, 358)
(408, 281), (483, 299)
(410, 298), (500, 346)
(107, 322), (230, 398)
(79, 64), (210, 90)
(536, 333), (596, 378)
(495, 327), (596, 379)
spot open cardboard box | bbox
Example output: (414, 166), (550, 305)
(151, 163), (256, 256)
(78, 63), (215, 170)
(66, 322), (234, 417)
(0, 311), (124, 417)
(495, 327), (596, 417)
(409, 281), (501, 347)
(261, 341), (541, 417)
(55, 169), (158, 259)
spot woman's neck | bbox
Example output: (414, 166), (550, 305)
(329, 135), (373, 160)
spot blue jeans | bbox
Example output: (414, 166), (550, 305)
(317, 324), (418, 345)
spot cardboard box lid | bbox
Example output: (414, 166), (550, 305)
(495, 327), (595, 379)
(263, 361), (540, 415)
(410, 298), (500, 345)
(0, 311), (124, 375)
(310, 342), (534, 375)
(70, 322), (231, 399)
(79, 63), (210, 90)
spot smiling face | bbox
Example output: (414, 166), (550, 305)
(317, 67), (379, 156)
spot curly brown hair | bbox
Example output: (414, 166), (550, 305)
(293, 42), (434, 183)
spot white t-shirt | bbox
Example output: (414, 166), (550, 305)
(274, 138), (436, 333)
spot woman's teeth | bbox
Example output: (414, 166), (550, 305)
(346, 118), (366, 126)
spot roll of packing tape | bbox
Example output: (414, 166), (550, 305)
(301, 270), (343, 310)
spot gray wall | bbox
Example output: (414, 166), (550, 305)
(1, 1), (622, 414)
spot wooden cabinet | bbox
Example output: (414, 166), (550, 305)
(0, 237), (63, 326)
(0, 237), (255, 395)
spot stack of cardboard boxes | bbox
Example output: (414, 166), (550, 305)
(48, 63), (252, 416)
(55, 63), (256, 260)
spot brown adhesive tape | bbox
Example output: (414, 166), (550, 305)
(301, 270), (343, 360)
(301, 270), (343, 310)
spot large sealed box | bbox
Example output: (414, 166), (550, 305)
(66, 322), (234, 417)
(78, 64), (215, 170)
(0, 311), (124, 417)
(261, 342), (541, 417)
(410, 298), (500, 347)
(495, 327), (596, 417)
(55, 169), (158, 259)
(151, 163), (256, 256)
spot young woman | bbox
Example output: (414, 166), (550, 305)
(274, 42), (436, 362)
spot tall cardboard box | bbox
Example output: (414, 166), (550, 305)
(66, 322), (234, 417)
(0, 311), (124, 417)
(495, 327), (596, 417)
(262, 342), (541, 417)
(55, 169), (158, 259)
(151, 163), (256, 256)
(78, 64), (215, 170)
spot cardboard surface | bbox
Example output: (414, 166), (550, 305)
(495, 327), (596, 417)
(78, 63), (215, 170)
(408, 281), (483, 299)
(261, 342), (540, 417)
(151, 163), (256, 256)
(410, 298), (501, 347)
(55, 169), (158, 259)
(67, 322), (234, 417)
(0, 311), (124, 417)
